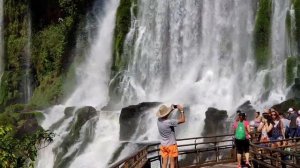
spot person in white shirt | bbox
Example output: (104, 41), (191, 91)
(296, 110), (300, 137)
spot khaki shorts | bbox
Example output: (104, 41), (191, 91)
(160, 144), (178, 158)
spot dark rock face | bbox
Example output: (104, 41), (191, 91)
(272, 98), (300, 115)
(288, 78), (300, 100)
(119, 102), (161, 141)
(53, 106), (98, 168)
(49, 106), (76, 130)
(15, 118), (42, 139)
(236, 101), (256, 120)
(202, 107), (228, 137)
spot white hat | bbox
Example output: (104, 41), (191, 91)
(298, 110), (300, 115)
(288, 108), (293, 112)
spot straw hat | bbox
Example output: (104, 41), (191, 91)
(156, 105), (172, 118)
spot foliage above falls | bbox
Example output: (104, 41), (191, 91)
(0, 0), (95, 110)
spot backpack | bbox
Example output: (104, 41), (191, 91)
(235, 122), (246, 140)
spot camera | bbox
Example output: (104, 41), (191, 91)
(172, 104), (177, 109)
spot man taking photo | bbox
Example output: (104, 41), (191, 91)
(156, 104), (186, 168)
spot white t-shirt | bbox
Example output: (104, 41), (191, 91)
(296, 117), (300, 127)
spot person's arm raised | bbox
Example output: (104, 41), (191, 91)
(177, 104), (185, 124)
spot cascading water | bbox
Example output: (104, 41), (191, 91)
(266, 0), (290, 104)
(117, 0), (259, 140)
(23, 9), (32, 103)
(115, 0), (291, 151)
(119, 0), (259, 109)
(37, 0), (295, 167)
(0, 0), (3, 79)
(37, 0), (120, 168)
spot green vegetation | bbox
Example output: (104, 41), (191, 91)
(0, 126), (54, 168)
(294, 0), (300, 53)
(0, 0), (94, 164)
(286, 10), (292, 40)
(0, 0), (30, 109)
(0, 0), (95, 110)
(254, 0), (272, 69)
(264, 72), (273, 90)
(286, 57), (298, 86)
(29, 75), (63, 109)
(109, 0), (138, 104)
(0, 103), (53, 167)
(112, 0), (137, 75)
(32, 21), (69, 79)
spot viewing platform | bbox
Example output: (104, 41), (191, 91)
(110, 134), (300, 168)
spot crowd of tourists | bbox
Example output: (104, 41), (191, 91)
(233, 107), (300, 168)
(154, 104), (300, 168)
(251, 107), (300, 143)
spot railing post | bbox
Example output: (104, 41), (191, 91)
(158, 144), (162, 168)
(195, 138), (200, 164)
(214, 137), (218, 162)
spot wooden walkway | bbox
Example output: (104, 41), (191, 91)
(207, 163), (238, 167)
(110, 134), (300, 168)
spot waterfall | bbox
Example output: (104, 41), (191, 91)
(266, 0), (290, 103)
(37, 0), (294, 167)
(115, 0), (290, 142)
(24, 9), (32, 103)
(119, 0), (259, 111)
(0, 0), (3, 79)
(37, 0), (120, 167)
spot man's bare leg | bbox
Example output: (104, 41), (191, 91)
(170, 157), (175, 168)
(162, 157), (168, 168)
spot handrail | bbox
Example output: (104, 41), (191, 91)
(109, 146), (148, 168)
(110, 133), (300, 168)
(250, 138), (300, 168)
(111, 134), (235, 168)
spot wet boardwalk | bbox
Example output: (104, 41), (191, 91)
(187, 162), (249, 168)
(207, 163), (241, 168)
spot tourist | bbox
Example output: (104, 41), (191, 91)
(254, 111), (262, 132)
(270, 110), (284, 147)
(280, 113), (290, 140)
(235, 110), (242, 122)
(156, 104), (185, 168)
(233, 112), (251, 168)
(296, 110), (300, 137)
(287, 108), (298, 138)
(257, 112), (273, 144)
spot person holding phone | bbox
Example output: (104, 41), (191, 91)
(156, 104), (186, 168)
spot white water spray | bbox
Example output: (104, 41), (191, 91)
(24, 9), (32, 103)
(116, 0), (290, 143)
(37, 0), (120, 167)
(37, 0), (294, 167)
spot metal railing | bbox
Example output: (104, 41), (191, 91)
(250, 137), (300, 168)
(110, 134), (236, 168)
(110, 134), (300, 168)
(110, 145), (149, 168)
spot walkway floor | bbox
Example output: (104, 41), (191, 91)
(203, 162), (250, 168)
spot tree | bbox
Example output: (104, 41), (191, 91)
(0, 126), (54, 168)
